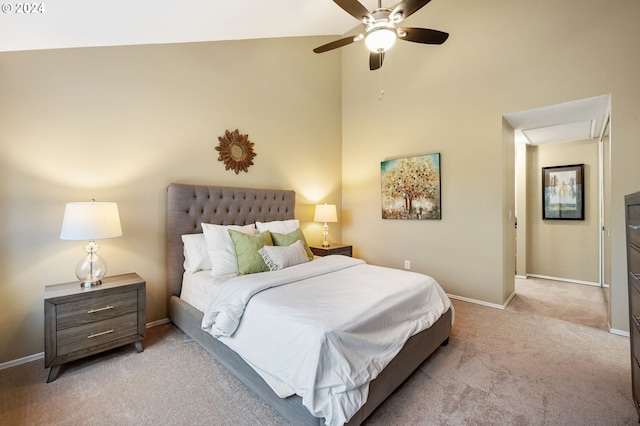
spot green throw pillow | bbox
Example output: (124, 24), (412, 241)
(271, 228), (314, 260)
(228, 229), (273, 275)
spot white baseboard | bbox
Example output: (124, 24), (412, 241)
(0, 318), (172, 371)
(147, 318), (171, 328)
(447, 293), (512, 310)
(503, 290), (517, 308)
(609, 327), (630, 337)
(0, 352), (44, 371)
(526, 274), (601, 287)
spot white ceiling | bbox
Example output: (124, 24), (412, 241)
(0, 0), (383, 53)
(504, 95), (611, 146)
(1, 1), (611, 144)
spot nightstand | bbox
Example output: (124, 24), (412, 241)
(44, 273), (146, 383)
(309, 244), (353, 257)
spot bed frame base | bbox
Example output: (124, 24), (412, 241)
(170, 295), (451, 425)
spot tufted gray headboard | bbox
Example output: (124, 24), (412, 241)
(166, 183), (296, 298)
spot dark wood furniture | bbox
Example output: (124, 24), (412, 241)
(44, 273), (146, 382)
(626, 191), (640, 419)
(310, 243), (352, 257)
(166, 183), (451, 426)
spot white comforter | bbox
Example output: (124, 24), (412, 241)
(201, 255), (451, 426)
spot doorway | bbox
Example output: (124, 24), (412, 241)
(505, 94), (611, 325)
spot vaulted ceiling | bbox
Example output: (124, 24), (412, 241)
(1, 0), (611, 144)
(0, 0), (384, 52)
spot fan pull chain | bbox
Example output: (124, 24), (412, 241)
(378, 65), (384, 100)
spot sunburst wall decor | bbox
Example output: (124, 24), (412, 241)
(215, 129), (257, 174)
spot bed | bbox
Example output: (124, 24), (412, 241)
(166, 183), (452, 425)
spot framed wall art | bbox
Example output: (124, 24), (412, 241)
(542, 164), (584, 220)
(381, 153), (441, 220)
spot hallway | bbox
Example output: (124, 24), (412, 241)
(513, 277), (608, 331)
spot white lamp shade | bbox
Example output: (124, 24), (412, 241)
(60, 202), (123, 240)
(314, 204), (338, 223)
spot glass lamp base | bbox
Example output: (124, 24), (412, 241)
(322, 223), (330, 247)
(76, 241), (107, 288)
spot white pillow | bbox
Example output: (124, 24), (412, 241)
(181, 233), (211, 273)
(202, 223), (257, 276)
(258, 240), (310, 271)
(256, 219), (300, 235)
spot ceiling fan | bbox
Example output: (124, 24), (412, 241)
(313, 0), (449, 70)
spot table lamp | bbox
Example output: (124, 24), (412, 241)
(314, 203), (337, 247)
(60, 200), (122, 287)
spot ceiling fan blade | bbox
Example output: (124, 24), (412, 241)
(313, 35), (362, 53)
(369, 52), (385, 71)
(333, 0), (373, 23)
(398, 27), (449, 44)
(391, 0), (432, 21)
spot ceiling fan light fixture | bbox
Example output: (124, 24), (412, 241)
(312, 0), (448, 70)
(365, 27), (397, 53)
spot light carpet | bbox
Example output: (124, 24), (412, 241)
(0, 278), (635, 425)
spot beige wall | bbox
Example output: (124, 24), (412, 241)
(526, 140), (600, 283)
(341, 0), (640, 332)
(0, 37), (343, 363)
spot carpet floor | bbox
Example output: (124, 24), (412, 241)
(0, 278), (636, 425)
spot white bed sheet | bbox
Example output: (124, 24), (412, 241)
(180, 270), (233, 312)
(198, 256), (451, 426)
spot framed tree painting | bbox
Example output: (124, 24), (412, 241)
(542, 164), (584, 220)
(381, 153), (441, 220)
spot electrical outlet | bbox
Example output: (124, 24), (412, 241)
(404, 260), (411, 270)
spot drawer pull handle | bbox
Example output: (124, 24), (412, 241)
(88, 329), (114, 339)
(629, 225), (640, 230)
(87, 305), (114, 314)
(632, 273), (640, 281)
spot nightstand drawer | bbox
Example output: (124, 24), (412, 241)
(310, 244), (353, 257)
(326, 246), (352, 256)
(56, 290), (138, 330)
(57, 312), (139, 356)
